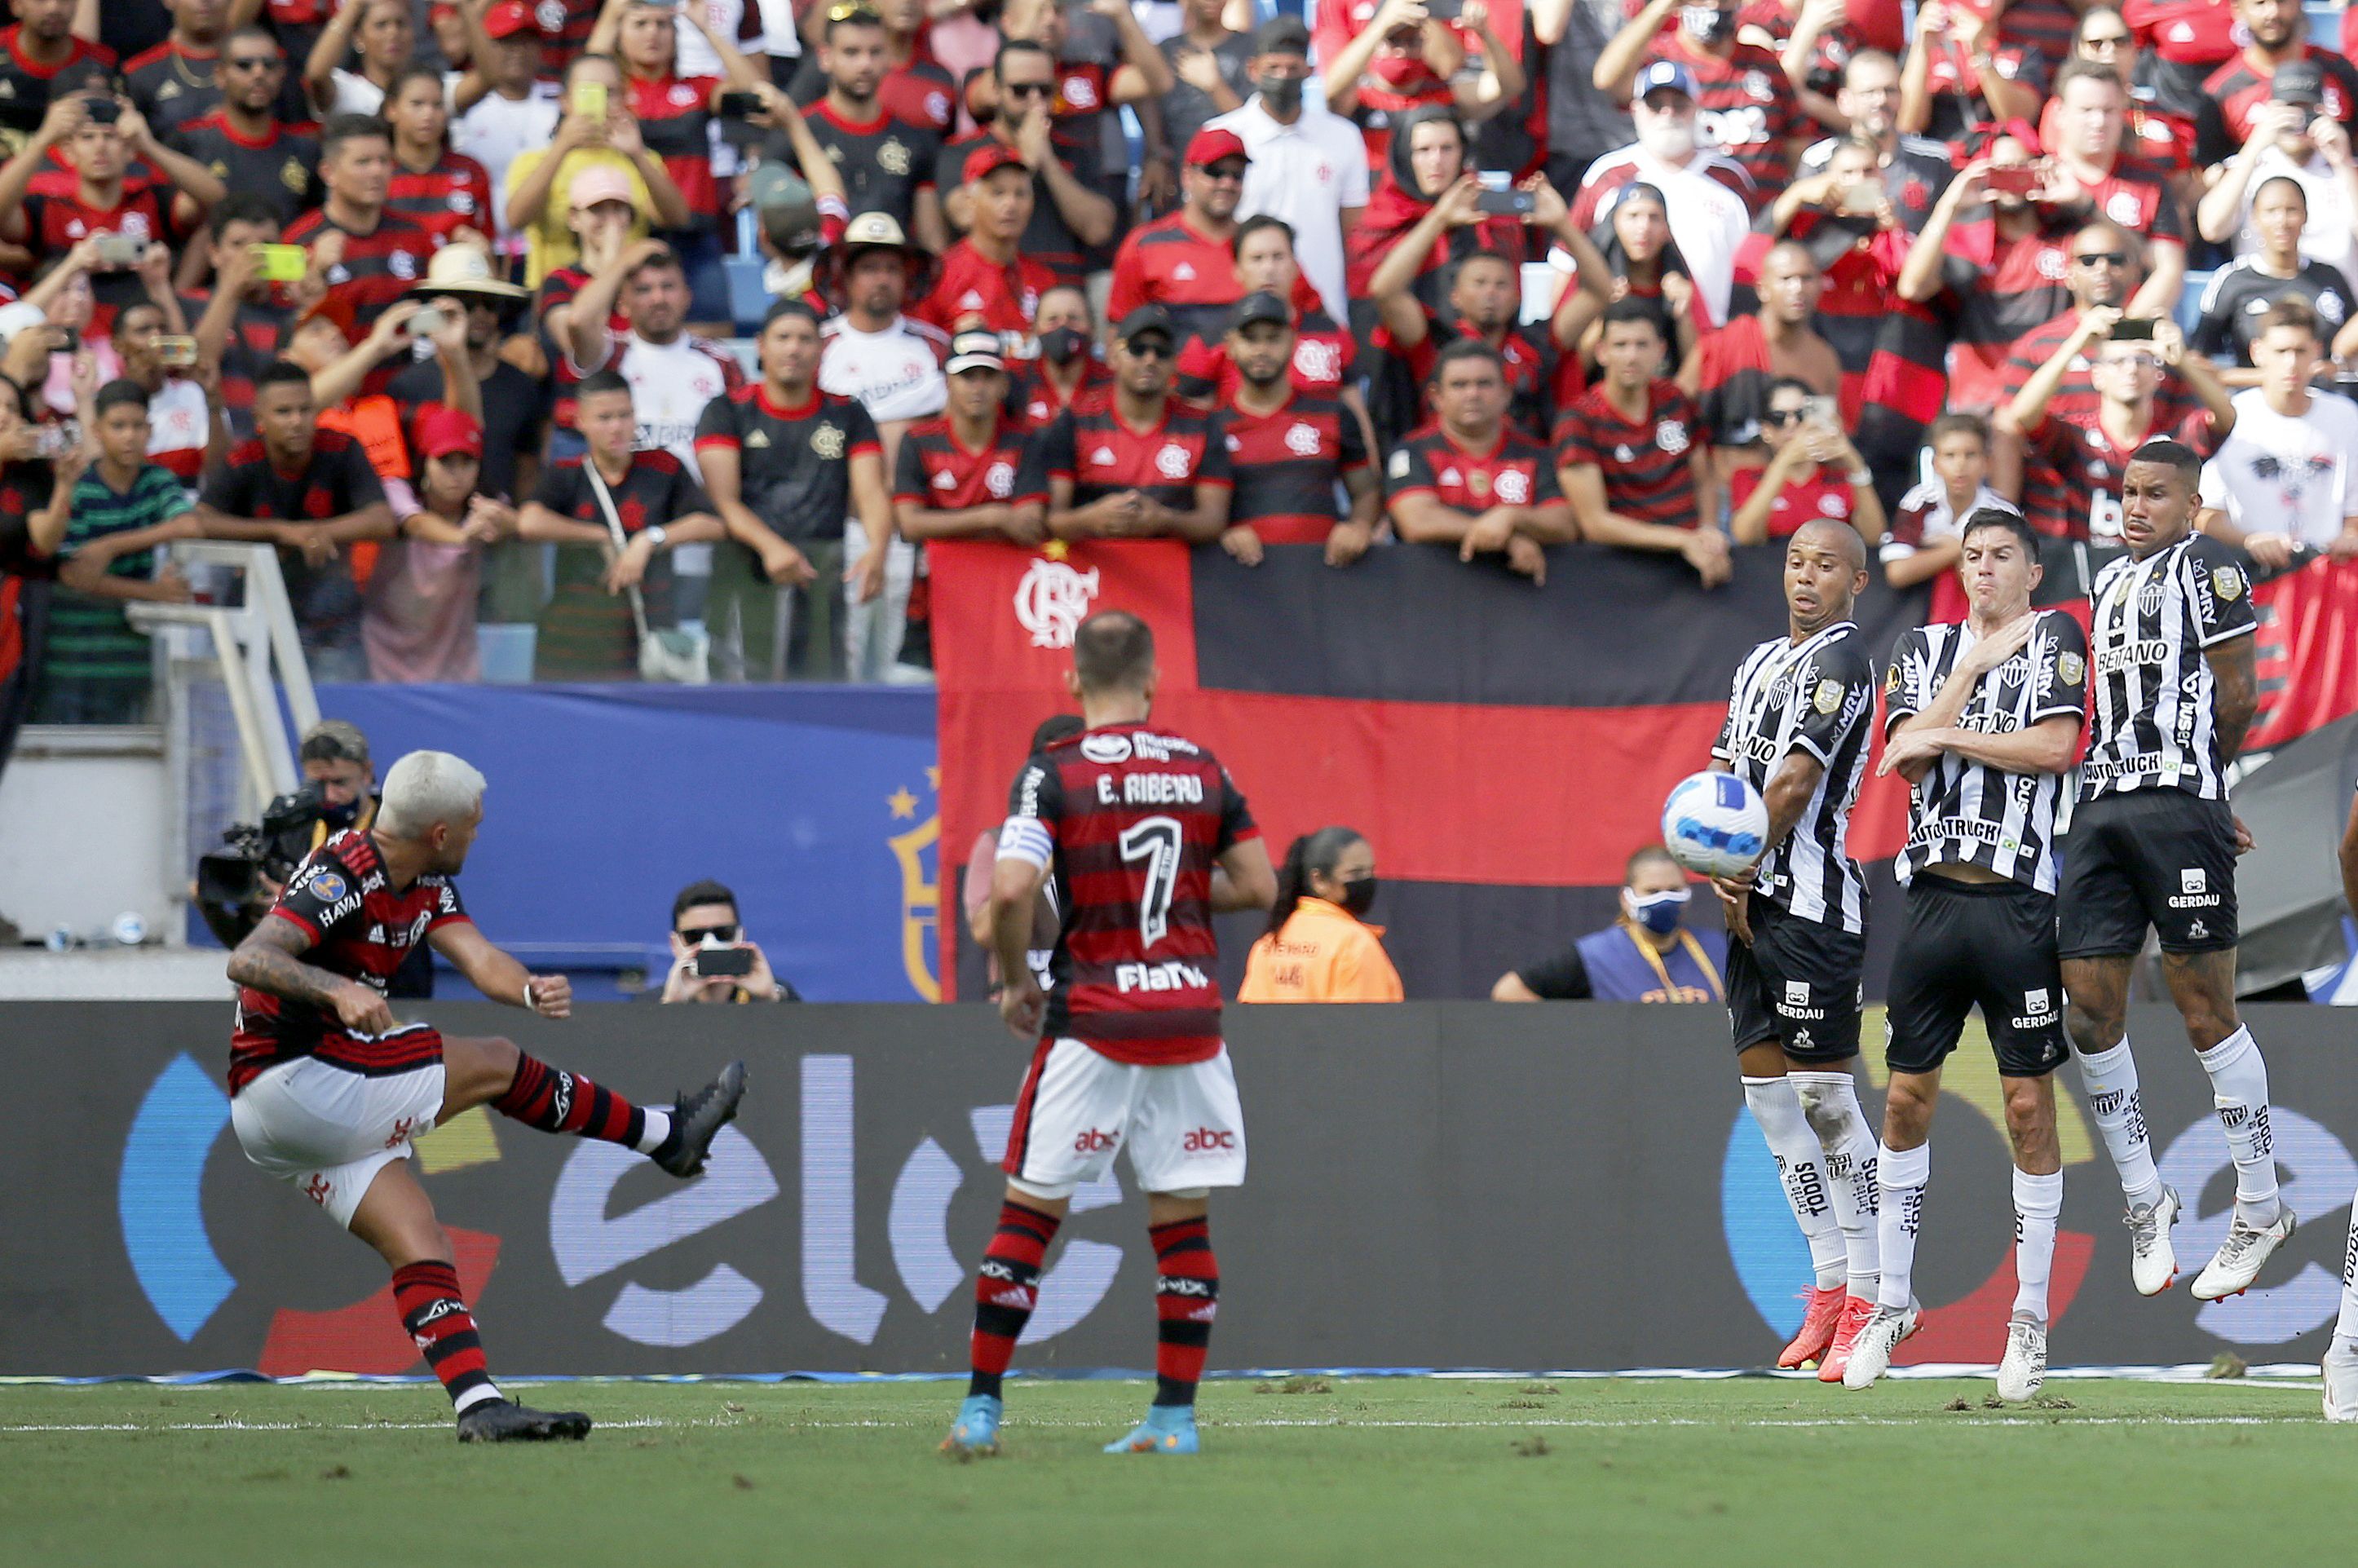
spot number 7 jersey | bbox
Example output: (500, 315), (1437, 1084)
(997, 722), (1259, 1064)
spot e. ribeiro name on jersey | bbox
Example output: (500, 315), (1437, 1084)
(1711, 623), (1875, 933)
(1885, 611), (2089, 894)
(2082, 532), (2255, 802)
(996, 722), (1257, 1066)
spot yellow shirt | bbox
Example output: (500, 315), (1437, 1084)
(504, 148), (658, 288)
(1239, 898), (1405, 1003)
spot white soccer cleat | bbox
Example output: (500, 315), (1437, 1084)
(1996, 1312), (2047, 1403)
(1839, 1301), (1919, 1390)
(2324, 1344), (2358, 1422)
(2126, 1186), (2181, 1296)
(2191, 1206), (2297, 1301)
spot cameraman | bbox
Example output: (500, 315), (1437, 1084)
(660, 880), (800, 1003)
(259, 718), (378, 899)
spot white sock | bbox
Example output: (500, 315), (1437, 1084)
(1792, 1070), (1880, 1299)
(453, 1381), (506, 1414)
(635, 1107), (673, 1155)
(2197, 1026), (2281, 1225)
(2012, 1168), (2062, 1325)
(2335, 1196), (2358, 1354)
(2074, 1040), (2162, 1210)
(1876, 1141), (1929, 1311)
(1743, 1076), (1847, 1290)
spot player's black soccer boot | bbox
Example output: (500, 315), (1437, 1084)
(652, 1060), (748, 1177)
(457, 1400), (593, 1442)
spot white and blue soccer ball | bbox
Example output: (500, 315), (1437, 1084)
(1661, 771), (1769, 879)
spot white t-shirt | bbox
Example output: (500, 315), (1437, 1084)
(2199, 387), (2358, 549)
(2231, 145), (2358, 295)
(819, 315), (949, 425)
(1208, 98), (1371, 328)
(453, 83), (563, 249)
(583, 330), (740, 475)
(147, 377), (210, 479)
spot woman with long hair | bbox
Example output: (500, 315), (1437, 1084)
(1239, 827), (1402, 1002)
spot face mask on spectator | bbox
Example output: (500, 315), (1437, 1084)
(1682, 4), (1735, 43)
(1371, 54), (1430, 88)
(1256, 73), (1303, 114)
(1636, 114), (1697, 162)
(1039, 325), (1087, 364)
(1624, 886), (1689, 935)
(1338, 874), (1379, 917)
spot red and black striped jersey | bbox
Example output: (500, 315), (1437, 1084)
(1935, 206), (2080, 411)
(228, 828), (470, 1093)
(1998, 307), (2203, 433)
(124, 39), (223, 140)
(537, 0), (599, 77)
(2197, 46), (2358, 166)
(387, 150), (496, 242)
(2019, 405), (2218, 540)
(1176, 306), (1356, 404)
(2125, 0), (2239, 102)
(1552, 378), (1702, 530)
(2039, 91), (2198, 176)
(1011, 358), (1112, 427)
(170, 113), (323, 226)
(284, 207), (438, 332)
(1220, 390), (1368, 544)
(1691, 314), (1821, 449)
(1377, 315), (1557, 444)
(1913, 0), (2075, 146)
(1003, 722), (1258, 1065)
(1018, 399), (1233, 513)
(1106, 212), (1247, 350)
(0, 29), (114, 153)
(1653, 34), (1809, 205)
(1740, 216), (1906, 417)
(1735, 0), (1907, 93)
(626, 72), (725, 219)
(2070, 162), (2186, 246)
(20, 188), (183, 327)
(1386, 420), (1567, 519)
(797, 101), (940, 233)
(893, 412), (1031, 510)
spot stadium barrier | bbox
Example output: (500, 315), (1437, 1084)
(9, 1000), (2356, 1377)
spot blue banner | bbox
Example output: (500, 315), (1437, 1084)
(299, 684), (942, 1002)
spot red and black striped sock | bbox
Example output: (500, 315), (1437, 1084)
(968, 1199), (1060, 1399)
(492, 1053), (669, 1153)
(1151, 1216), (1219, 1408)
(391, 1261), (501, 1413)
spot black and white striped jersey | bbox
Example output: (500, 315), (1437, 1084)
(1711, 622), (1877, 933)
(1884, 612), (2090, 894)
(2082, 532), (2256, 803)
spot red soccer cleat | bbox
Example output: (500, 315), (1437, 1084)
(1817, 1294), (1879, 1383)
(1779, 1284), (1847, 1371)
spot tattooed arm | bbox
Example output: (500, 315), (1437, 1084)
(227, 914), (394, 1034)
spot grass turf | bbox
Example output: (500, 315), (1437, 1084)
(0, 1375), (2341, 1565)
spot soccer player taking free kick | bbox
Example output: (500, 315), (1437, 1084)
(226, 750), (748, 1442)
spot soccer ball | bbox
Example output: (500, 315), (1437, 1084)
(1661, 771), (1769, 879)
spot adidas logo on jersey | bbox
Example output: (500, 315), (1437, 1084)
(1172, 262), (1195, 280)
(1091, 445), (1117, 465)
(934, 468), (957, 488)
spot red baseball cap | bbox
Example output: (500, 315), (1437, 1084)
(1185, 127), (1250, 167)
(416, 405), (485, 461)
(962, 142), (1028, 185)
(482, 0), (537, 39)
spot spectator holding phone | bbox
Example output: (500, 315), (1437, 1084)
(1898, 0), (2045, 146)
(1727, 375), (1884, 547)
(185, 198), (305, 442)
(660, 879), (799, 1001)
(505, 53), (694, 289)
(1998, 307), (2234, 539)
(1684, 238), (1841, 482)
(109, 298), (217, 485)
(2194, 0), (2358, 170)
(1794, 51), (1952, 235)
(1322, 0), (1526, 175)
(449, 2), (563, 265)
(2196, 66), (2358, 294)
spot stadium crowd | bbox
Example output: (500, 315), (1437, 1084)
(0, 0), (2354, 722)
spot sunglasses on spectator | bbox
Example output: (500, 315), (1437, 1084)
(678, 923), (740, 944)
(1002, 80), (1054, 99)
(1123, 339), (1173, 360)
(1197, 161), (1247, 182)
(1764, 407), (1809, 426)
(225, 55), (283, 71)
(2073, 251), (2127, 267)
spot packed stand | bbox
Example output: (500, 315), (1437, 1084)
(0, 0), (2354, 721)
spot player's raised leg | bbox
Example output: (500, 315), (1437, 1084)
(2168, 948), (2294, 1300)
(438, 1031), (746, 1177)
(2061, 955), (2177, 1293)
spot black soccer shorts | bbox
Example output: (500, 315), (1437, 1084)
(1726, 894), (1865, 1064)
(1884, 874), (2069, 1079)
(2056, 788), (2239, 959)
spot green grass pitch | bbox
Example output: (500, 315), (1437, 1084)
(2, 1375), (2347, 1565)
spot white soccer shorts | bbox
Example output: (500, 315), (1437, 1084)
(1000, 1039), (1247, 1199)
(230, 1048), (447, 1230)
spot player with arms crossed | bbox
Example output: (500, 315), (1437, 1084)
(944, 611), (1276, 1457)
(226, 752), (748, 1442)
(1843, 509), (2088, 1398)
(2060, 439), (2286, 1301)
(1711, 519), (1885, 1380)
